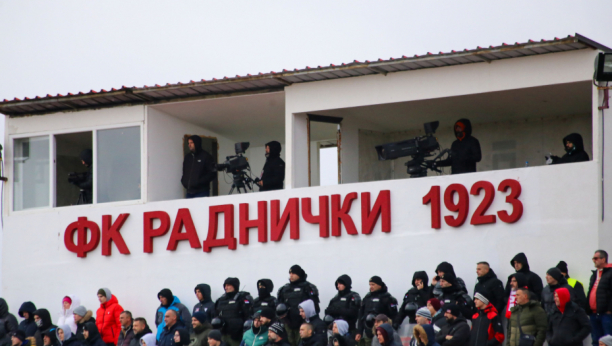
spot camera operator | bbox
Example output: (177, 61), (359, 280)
(547, 133), (589, 165)
(436, 118), (481, 175)
(68, 149), (93, 204)
(256, 141), (285, 192)
(182, 135), (216, 198)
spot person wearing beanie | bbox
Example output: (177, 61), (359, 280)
(181, 135), (216, 198)
(505, 253), (544, 301)
(434, 304), (469, 346)
(403, 309), (431, 346)
(438, 273), (476, 321)
(130, 318), (152, 346)
(207, 330), (224, 346)
(324, 275), (360, 335)
(11, 331), (28, 346)
(74, 306), (96, 339)
(356, 277), (398, 346)
(257, 309), (275, 327)
(473, 262), (505, 314)
(256, 141), (285, 192)
(252, 280), (278, 316)
(430, 262), (467, 300)
(190, 312), (212, 346)
(469, 290), (504, 346)
(213, 278), (253, 346)
(33, 309), (56, 346)
(396, 271), (431, 329)
(193, 284), (215, 325)
(95, 288), (124, 346)
(546, 287), (591, 346)
(425, 299), (445, 334)
(601, 335), (612, 346)
(58, 296), (80, 335)
(241, 311), (269, 346)
(18, 302), (37, 339)
(266, 322), (289, 346)
(541, 268), (575, 316)
(556, 261), (589, 312)
(155, 289), (192, 340)
(277, 265), (320, 346)
(507, 288), (546, 346)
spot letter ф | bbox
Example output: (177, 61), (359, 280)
(64, 216), (101, 258)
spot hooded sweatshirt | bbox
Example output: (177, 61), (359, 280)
(298, 300), (326, 345)
(18, 302), (37, 338)
(325, 275), (360, 331)
(260, 141), (285, 191)
(437, 118), (481, 174)
(181, 135), (216, 194)
(33, 309), (56, 346)
(333, 320), (349, 337)
(58, 296), (80, 335)
(545, 288), (591, 346)
(83, 323), (105, 346)
(155, 292), (192, 340)
(431, 262), (467, 299)
(193, 284), (215, 324)
(252, 279), (277, 315)
(375, 324), (400, 346)
(57, 324), (81, 346)
(0, 299), (18, 346)
(130, 325), (153, 346)
(505, 253), (544, 300)
(397, 271), (431, 326)
(551, 133), (589, 164)
(541, 268), (575, 316)
(140, 334), (157, 346)
(172, 329), (190, 346)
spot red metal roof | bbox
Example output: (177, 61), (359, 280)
(1, 33), (609, 117)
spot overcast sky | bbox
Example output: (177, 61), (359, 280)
(1, 0), (611, 101)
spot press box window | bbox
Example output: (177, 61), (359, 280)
(13, 136), (50, 211)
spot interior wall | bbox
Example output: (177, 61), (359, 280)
(359, 114), (592, 181)
(55, 132), (93, 207)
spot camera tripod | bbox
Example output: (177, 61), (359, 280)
(228, 171), (254, 194)
(76, 189), (91, 205)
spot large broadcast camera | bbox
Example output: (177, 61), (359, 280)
(216, 142), (257, 194)
(375, 121), (449, 178)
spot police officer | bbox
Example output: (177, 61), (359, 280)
(253, 279), (278, 316)
(324, 275), (360, 335)
(394, 271), (431, 329)
(355, 277), (398, 346)
(438, 272), (475, 320)
(277, 265), (320, 346)
(214, 277), (253, 346)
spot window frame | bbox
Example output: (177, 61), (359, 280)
(9, 122), (145, 214)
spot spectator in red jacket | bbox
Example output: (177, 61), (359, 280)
(469, 290), (504, 346)
(96, 288), (124, 346)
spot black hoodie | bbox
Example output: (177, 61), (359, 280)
(541, 268), (575, 316)
(181, 135), (216, 194)
(0, 298), (18, 346)
(18, 302), (37, 338)
(396, 271), (431, 326)
(260, 141), (285, 192)
(431, 262), (467, 299)
(325, 275), (361, 331)
(474, 268), (506, 314)
(551, 133), (589, 165)
(83, 322), (105, 346)
(33, 309), (56, 346)
(193, 284), (215, 323)
(253, 279), (278, 314)
(505, 253), (544, 300)
(214, 278), (253, 340)
(437, 118), (482, 174)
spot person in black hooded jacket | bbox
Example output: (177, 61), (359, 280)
(549, 133), (589, 165)
(253, 279), (278, 316)
(194, 284), (215, 324)
(356, 277), (398, 346)
(324, 275), (361, 334)
(504, 253), (543, 301)
(0, 299), (18, 346)
(257, 141), (284, 192)
(541, 268), (575, 316)
(431, 262), (467, 300)
(473, 262), (505, 314)
(395, 271), (431, 329)
(182, 135), (217, 198)
(34, 309), (56, 346)
(18, 302), (37, 339)
(82, 323), (105, 346)
(436, 118), (481, 175)
(69, 149), (93, 204)
(438, 273), (476, 321)
(214, 278), (253, 346)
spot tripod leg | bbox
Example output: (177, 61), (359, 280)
(229, 185), (235, 195)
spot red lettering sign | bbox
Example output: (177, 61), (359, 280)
(203, 204), (237, 252)
(101, 214), (130, 256)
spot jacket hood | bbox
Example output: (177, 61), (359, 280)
(0, 298), (9, 318)
(158, 289), (175, 307)
(19, 302), (36, 319)
(140, 333), (157, 346)
(477, 268), (498, 283)
(194, 284), (212, 303)
(290, 265), (307, 283)
(555, 287), (571, 314)
(33, 309), (53, 331)
(435, 262), (456, 276)
(454, 118), (473, 139)
(563, 133), (584, 153)
(42, 328), (59, 346)
(511, 272), (529, 290)
(188, 135), (203, 154)
(411, 271), (429, 288)
(334, 320), (349, 336)
(335, 275), (352, 291)
(257, 279), (274, 299)
(421, 324), (437, 346)
(80, 149), (93, 166)
(377, 324), (394, 346)
(83, 322), (101, 342)
(101, 295), (119, 309)
(61, 295), (81, 316)
(57, 324), (74, 342)
(298, 300), (317, 321)
(174, 328), (190, 346)
(510, 253), (530, 272)
(224, 278), (240, 292)
(266, 141), (282, 158)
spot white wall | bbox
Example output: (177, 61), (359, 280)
(1, 162), (600, 332)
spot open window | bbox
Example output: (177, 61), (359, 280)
(307, 114), (342, 186)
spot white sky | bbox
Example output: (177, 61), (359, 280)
(1, 0), (611, 101)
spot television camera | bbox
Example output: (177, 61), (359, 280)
(216, 142), (258, 194)
(375, 121), (449, 178)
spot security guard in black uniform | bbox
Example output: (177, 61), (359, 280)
(277, 265), (320, 346)
(355, 276), (398, 346)
(324, 274), (361, 334)
(252, 279), (277, 316)
(214, 277), (253, 346)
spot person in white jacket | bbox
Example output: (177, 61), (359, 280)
(57, 295), (80, 334)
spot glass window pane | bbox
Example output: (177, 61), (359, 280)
(319, 147), (339, 186)
(97, 127), (141, 203)
(13, 136), (50, 211)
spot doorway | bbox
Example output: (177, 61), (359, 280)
(307, 114), (342, 187)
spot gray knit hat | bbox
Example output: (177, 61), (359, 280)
(415, 307), (431, 320)
(73, 306), (87, 317)
(600, 335), (612, 346)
